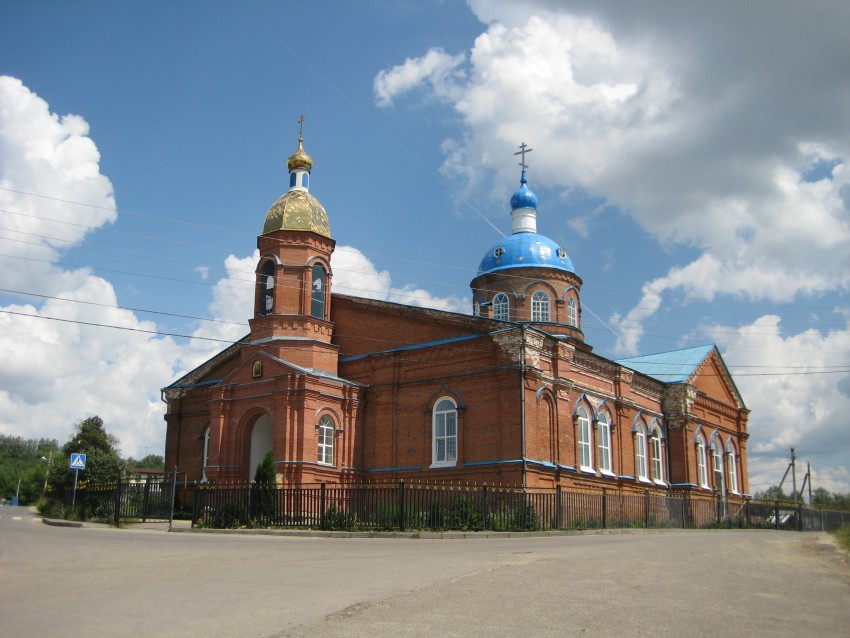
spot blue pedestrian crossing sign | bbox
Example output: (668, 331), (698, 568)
(70, 453), (87, 470)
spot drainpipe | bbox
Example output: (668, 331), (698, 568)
(520, 325), (527, 489)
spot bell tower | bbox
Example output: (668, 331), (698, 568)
(246, 119), (339, 373)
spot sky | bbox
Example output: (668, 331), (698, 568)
(1, 0), (848, 494)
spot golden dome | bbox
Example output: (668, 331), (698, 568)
(287, 138), (313, 172)
(262, 189), (331, 238)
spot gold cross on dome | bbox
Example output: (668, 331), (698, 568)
(514, 142), (533, 169)
(297, 115), (305, 141)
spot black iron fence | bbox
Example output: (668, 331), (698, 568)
(185, 482), (850, 533)
(64, 477), (173, 526)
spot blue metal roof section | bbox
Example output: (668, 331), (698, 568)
(478, 232), (574, 274)
(616, 344), (716, 384)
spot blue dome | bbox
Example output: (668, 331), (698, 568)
(510, 183), (538, 210)
(478, 232), (574, 275)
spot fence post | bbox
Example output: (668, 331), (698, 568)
(482, 485), (489, 530)
(113, 473), (122, 528)
(399, 481), (406, 532)
(142, 478), (151, 523)
(774, 501), (780, 530)
(602, 488), (607, 529)
(644, 490), (650, 528)
(716, 493), (722, 526)
(320, 482), (326, 531)
(168, 468), (178, 532)
(745, 499), (750, 527)
(681, 494), (688, 529)
(192, 484), (200, 528)
(796, 502), (803, 532)
(555, 485), (562, 531)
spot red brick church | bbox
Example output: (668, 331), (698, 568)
(163, 133), (749, 498)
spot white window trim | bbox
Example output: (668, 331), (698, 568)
(567, 297), (577, 327)
(431, 397), (458, 468)
(727, 449), (740, 494)
(696, 437), (709, 488)
(711, 440), (724, 492)
(597, 413), (612, 474)
(317, 416), (335, 466)
(493, 293), (509, 321)
(531, 290), (551, 322)
(635, 426), (648, 481)
(650, 429), (664, 484)
(201, 425), (210, 483)
(577, 407), (593, 472)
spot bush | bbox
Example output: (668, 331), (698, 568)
(324, 504), (357, 530)
(832, 525), (850, 552)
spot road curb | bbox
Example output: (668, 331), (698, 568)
(41, 517), (85, 528)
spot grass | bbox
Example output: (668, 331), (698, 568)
(831, 525), (850, 552)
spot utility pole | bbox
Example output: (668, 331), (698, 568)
(790, 447), (798, 502)
(807, 462), (812, 504)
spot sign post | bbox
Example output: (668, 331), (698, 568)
(69, 453), (86, 509)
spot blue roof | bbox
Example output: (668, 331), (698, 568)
(478, 232), (574, 275)
(615, 345), (715, 383)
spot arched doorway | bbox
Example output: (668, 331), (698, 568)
(249, 414), (273, 481)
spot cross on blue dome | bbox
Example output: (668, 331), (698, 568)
(477, 145), (574, 275)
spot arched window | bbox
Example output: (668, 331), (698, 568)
(577, 406), (593, 471)
(650, 426), (664, 484)
(311, 264), (327, 319)
(531, 290), (551, 322)
(635, 422), (649, 481)
(493, 293), (509, 321)
(201, 425), (210, 483)
(260, 261), (275, 315)
(726, 441), (739, 494)
(567, 297), (578, 327)
(432, 397), (458, 467)
(317, 415), (335, 465)
(696, 435), (708, 488)
(711, 438), (724, 494)
(597, 411), (612, 474)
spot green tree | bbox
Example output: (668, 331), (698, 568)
(125, 454), (164, 469)
(251, 450), (277, 523)
(754, 485), (789, 502)
(49, 416), (124, 493)
(0, 435), (59, 504)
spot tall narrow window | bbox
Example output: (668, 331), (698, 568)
(311, 264), (327, 319)
(202, 425), (210, 483)
(261, 261), (275, 315)
(727, 443), (739, 494)
(432, 398), (458, 467)
(696, 435), (708, 487)
(493, 293), (509, 321)
(597, 411), (612, 474)
(711, 439), (724, 494)
(635, 423), (648, 481)
(318, 415), (334, 465)
(650, 427), (664, 484)
(567, 297), (577, 327)
(531, 291), (551, 322)
(577, 406), (593, 470)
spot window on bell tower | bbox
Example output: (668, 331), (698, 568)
(311, 264), (327, 319)
(260, 261), (275, 315)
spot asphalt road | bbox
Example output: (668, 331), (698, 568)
(1, 505), (848, 637)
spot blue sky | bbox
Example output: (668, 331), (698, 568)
(1, 0), (849, 495)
